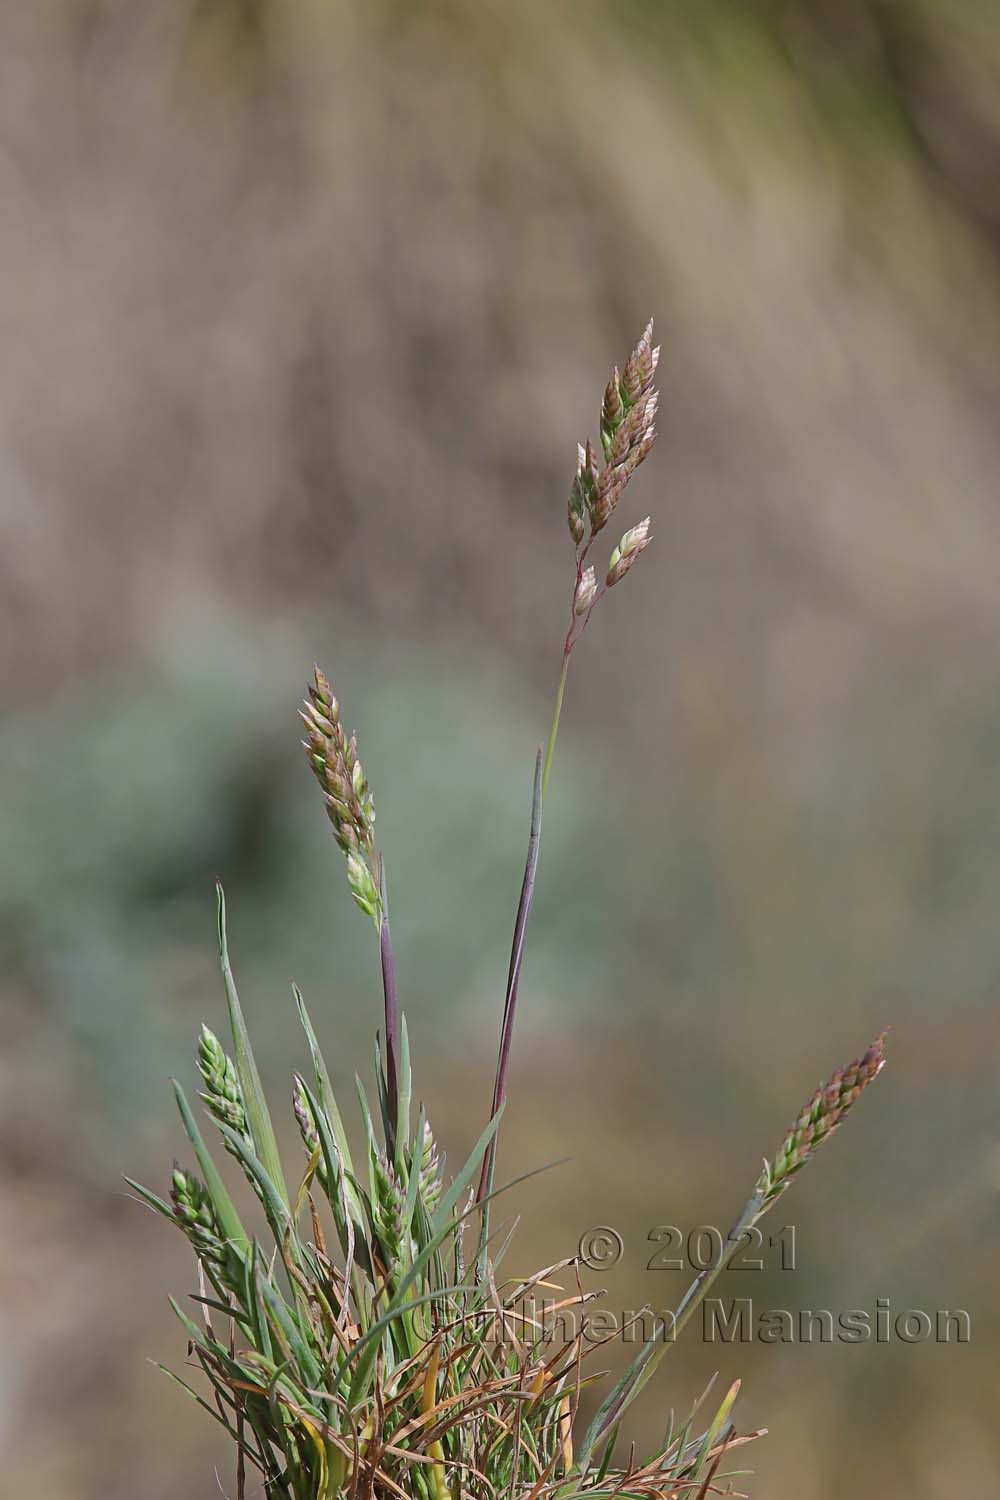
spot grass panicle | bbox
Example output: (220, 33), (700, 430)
(198, 1025), (251, 1139)
(133, 323), (886, 1500)
(756, 1031), (887, 1208)
(302, 666), (381, 925)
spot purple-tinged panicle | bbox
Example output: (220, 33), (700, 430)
(610, 392), (658, 471)
(301, 667), (374, 855)
(757, 1033), (887, 1207)
(301, 666), (381, 923)
(589, 323), (658, 535)
(570, 321), (658, 541)
(620, 318), (657, 407)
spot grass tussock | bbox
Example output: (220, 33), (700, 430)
(130, 325), (885, 1500)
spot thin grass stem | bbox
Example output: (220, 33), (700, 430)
(541, 654), (571, 806)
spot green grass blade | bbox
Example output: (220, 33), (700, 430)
(594, 1420), (622, 1484)
(300, 1080), (375, 1285)
(430, 1103), (504, 1242)
(190, 1294), (255, 1334)
(168, 1294), (228, 1354)
(245, 1246), (274, 1363)
(254, 1268), (323, 1391)
(398, 1101), (425, 1255)
(216, 882), (289, 1209)
(355, 1071), (383, 1211)
(155, 1363), (243, 1442)
(293, 983), (355, 1178)
(217, 1121), (295, 1256)
(688, 1380), (739, 1479)
(123, 1176), (176, 1223)
(341, 1282), (471, 1406)
(395, 1013), (412, 1173)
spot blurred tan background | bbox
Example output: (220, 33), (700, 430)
(2, 1), (1000, 1495)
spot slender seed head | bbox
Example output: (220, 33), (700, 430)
(197, 1026), (250, 1137)
(371, 1149), (408, 1266)
(170, 1164), (228, 1271)
(414, 1118), (443, 1214)
(302, 666), (381, 921)
(757, 1033), (887, 1207)
(570, 324), (657, 542)
(302, 667), (375, 854)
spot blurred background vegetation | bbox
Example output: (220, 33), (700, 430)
(2, 0), (999, 1494)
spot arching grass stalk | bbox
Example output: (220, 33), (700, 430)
(575, 1033), (888, 1474)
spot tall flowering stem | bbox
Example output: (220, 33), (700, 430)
(543, 319), (658, 801)
(476, 750), (543, 1212)
(134, 320), (890, 1500)
(378, 858), (400, 1151)
(301, 669), (401, 1150)
(480, 320), (660, 1215)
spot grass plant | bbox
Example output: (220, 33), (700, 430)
(130, 323), (886, 1499)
